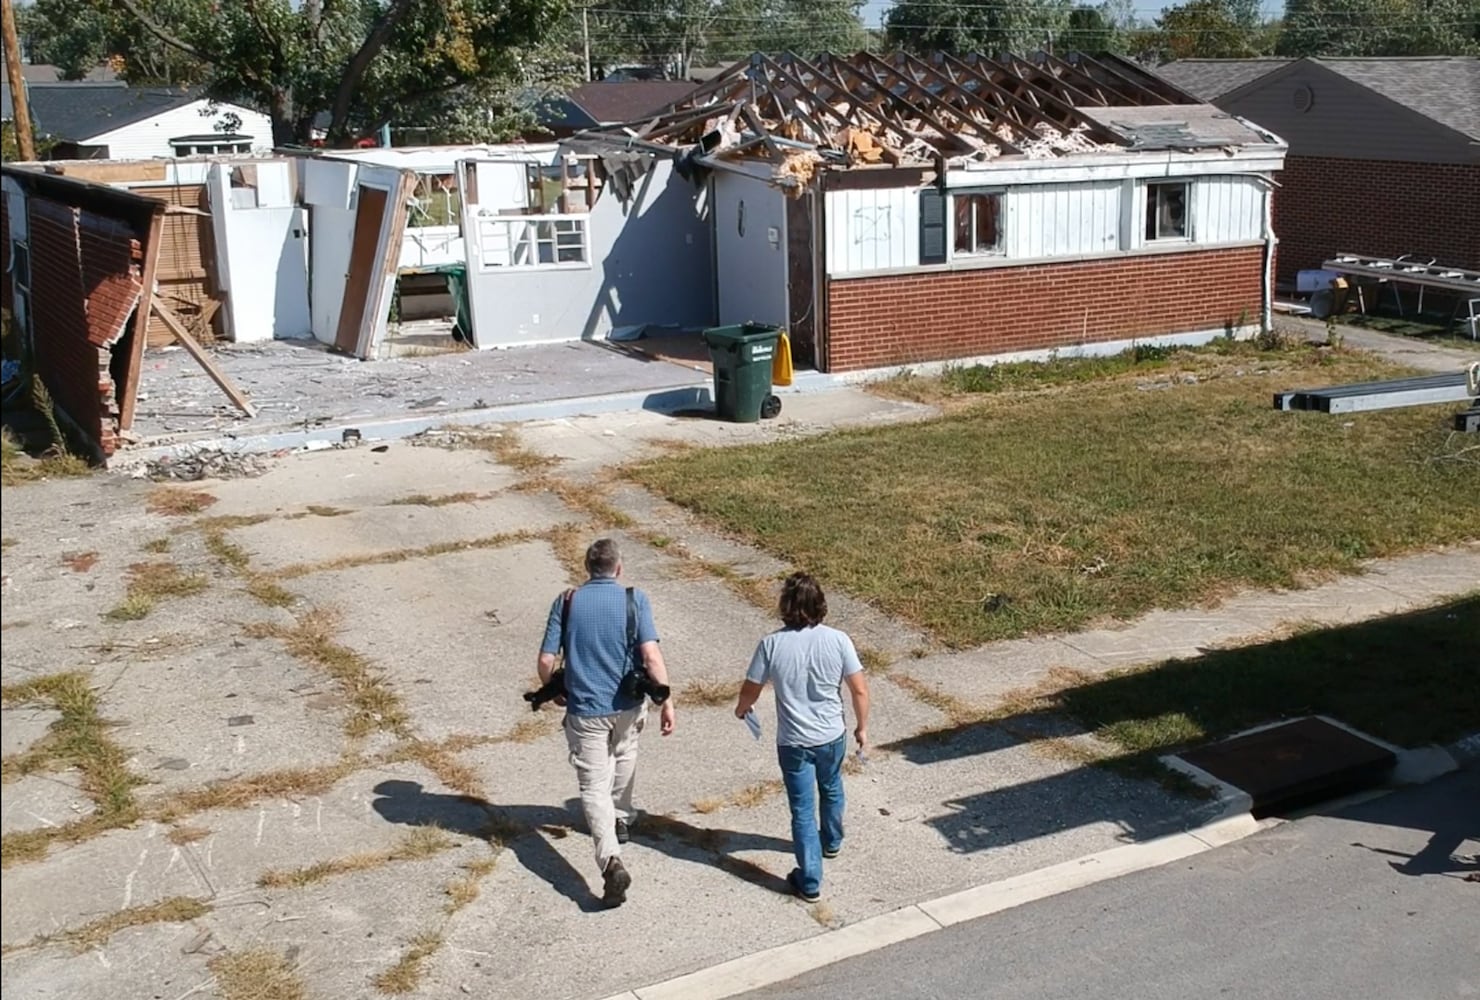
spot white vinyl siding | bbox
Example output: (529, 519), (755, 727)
(1005, 181), (1121, 260)
(825, 186), (919, 274)
(1191, 175), (1264, 245)
(84, 100), (272, 160)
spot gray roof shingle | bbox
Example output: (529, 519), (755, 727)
(2, 82), (202, 141)
(1314, 57), (1480, 142)
(1153, 59), (1293, 101)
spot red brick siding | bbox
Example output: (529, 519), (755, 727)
(1272, 156), (1480, 281)
(27, 197), (143, 457)
(824, 246), (1263, 373)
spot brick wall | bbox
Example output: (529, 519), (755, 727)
(1273, 156), (1480, 281)
(825, 246), (1264, 373)
(27, 197), (143, 457)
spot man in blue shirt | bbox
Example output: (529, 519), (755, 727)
(538, 538), (675, 907)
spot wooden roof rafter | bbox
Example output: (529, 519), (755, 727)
(1038, 51), (1144, 106)
(890, 52), (1032, 152)
(1004, 53), (1110, 109)
(853, 51), (1019, 155)
(950, 52), (1122, 145)
(1060, 51), (1176, 106)
(928, 53), (1040, 131)
(785, 52), (923, 152)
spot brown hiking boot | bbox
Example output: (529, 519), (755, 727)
(602, 857), (631, 908)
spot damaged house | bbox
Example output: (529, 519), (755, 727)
(570, 51), (1288, 371)
(1, 52), (1290, 457)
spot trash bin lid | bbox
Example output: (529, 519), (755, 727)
(702, 323), (782, 347)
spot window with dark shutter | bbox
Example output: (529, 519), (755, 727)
(919, 189), (947, 265)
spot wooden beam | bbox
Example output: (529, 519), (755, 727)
(118, 209), (167, 430)
(163, 204), (212, 218)
(153, 300), (256, 418)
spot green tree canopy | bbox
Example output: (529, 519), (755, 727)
(1277, 0), (1480, 56)
(884, 0), (1073, 54)
(1156, 0), (1259, 58)
(107, 0), (566, 145)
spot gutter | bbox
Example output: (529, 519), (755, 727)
(1257, 173), (1282, 335)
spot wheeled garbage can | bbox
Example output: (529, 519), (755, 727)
(702, 323), (783, 423)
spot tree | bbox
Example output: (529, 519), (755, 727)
(1277, 0), (1479, 56)
(884, 0), (1073, 54)
(1061, 6), (1116, 53)
(1155, 0), (1257, 59)
(18, 0), (206, 84)
(109, 0), (566, 146)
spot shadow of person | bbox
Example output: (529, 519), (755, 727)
(369, 780), (797, 908)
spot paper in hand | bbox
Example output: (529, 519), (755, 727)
(743, 709), (762, 740)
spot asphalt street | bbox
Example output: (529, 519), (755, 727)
(740, 767), (1480, 1000)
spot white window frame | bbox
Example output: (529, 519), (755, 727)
(477, 213), (591, 272)
(1144, 181), (1192, 244)
(950, 189), (1006, 260)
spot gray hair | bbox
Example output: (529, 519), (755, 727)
(585, 538), (621, 578)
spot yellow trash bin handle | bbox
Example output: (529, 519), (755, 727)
(772, 330), (794, 387)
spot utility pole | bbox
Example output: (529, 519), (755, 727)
(583, 6), (592, 82)
(1, 0), (36, 161)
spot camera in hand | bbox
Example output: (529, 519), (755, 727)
(619, 666), (671, 706)
(523, 668), (566, 712)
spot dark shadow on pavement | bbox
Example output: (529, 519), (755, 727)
(1345, 767), (1480, 881)
(878, 595), (1480, 854)
(370, 780), (795, 909)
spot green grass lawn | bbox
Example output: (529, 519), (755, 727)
(629, 343), (1479, 648)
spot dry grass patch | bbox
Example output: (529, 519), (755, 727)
(690, 796), (724, 814)
(1, 427), (92, 486)
(0, 672), (142, 852)
(152, 758), (361, 824)
(681, 679), (739, 707)
(62, 551), (99, 573)
(210, 947), (307, 1000)
(501, 714), (560, 744)
(302, 504), (353, 517)
(204, 529), (252, 572)
(147, 488), (217, 516)
(167, 824), (211, 845)
(194, 513), (273, 532)
(729, 779), (784, 809)
(389, 491), (484, 507)
(392, 738), (488, 797)
(258, 825), (456, 888)
(473, 429), (559, 474)
(245, 576), (296, 608)
(629, 347), (1472, 647)
(141, 537), (171, 554)
(523, 475), (635, 529)
(374, 930), (444, 994)
(443, 855), (498, 914)
(855, 646), (894, 674)
(105, 561), (209, 621)
(808, 901), (838, 927)
(274, 529), (541, 579)
(6, 896), (211, 954)
(244, 609), (409, 738)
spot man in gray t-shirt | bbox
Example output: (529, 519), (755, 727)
(735, 572), (870, 903)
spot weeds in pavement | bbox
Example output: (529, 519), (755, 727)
(1, 426), (91, 486)
(374, 930), (444, 994)
(728, 780), (784, 810)
(390, 492), (483, 507)
(392, 739), (488, 798)
(141, 537), (171, 554)
(105, 561), (209, 621)
(258, 826), (456, 888)
(147, 488), (217, 516)
(473, 429), (559, 474)
(244, 609), (410, 738)
(246, 576), (296, 608)
(855, 646), (894, 675)
(887, 674), (978, 726)
(274, 529), (542, 580)
(152, 758), (361, 824)
(808, 902), (838, 927)
(204, 530), (252, 572)
(6, 896), (211, 954)
(193, 513), (273, 532)
(302, 505), (353, 518)
(681, 679), (738, 708)
(690, 797), (724, 814)
(62, 551), (99, 573)
(443, 856), (499, 915)
(210, 948), (307, 1000)
(166, 825), (211, 845)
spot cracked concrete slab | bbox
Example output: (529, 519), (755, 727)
(1, 706), (59, 757)
(0, 922), (213, 1000)
(285, 540), (571, 742)
(1, 774), (96, 835)
(229, 491), (567, 573)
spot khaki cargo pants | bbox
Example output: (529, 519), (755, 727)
(564, 706), (645, 871)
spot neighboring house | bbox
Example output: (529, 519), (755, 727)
(0, 57), (119, 83)
(1156, 56), (1480, 281)
(570, 51), (1286, 373)
(533, 80), (697, 137)
(0, 81), (272, 160)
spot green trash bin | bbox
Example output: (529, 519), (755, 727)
(436, 264), (472, 344)
(703, 323), (782, 423)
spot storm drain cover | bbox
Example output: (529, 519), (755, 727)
(1179, 717), (1397, 817)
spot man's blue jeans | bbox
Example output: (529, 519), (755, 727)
(778, 735), (846, 896)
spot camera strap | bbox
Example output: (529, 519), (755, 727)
(558, 588), (574, 661)
(625, 587), (637, 661)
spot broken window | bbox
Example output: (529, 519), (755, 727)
(953, 192), (1003, 257)
(407, 173), (461, 228)
(478, 216), (590, 270)
(1145, 182), (1189, 242)
(522, 157), (602, 214)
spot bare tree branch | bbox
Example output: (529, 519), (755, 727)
(112, 0), (204, 61)
(327, 0), (418, 140)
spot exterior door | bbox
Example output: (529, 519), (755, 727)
(334, 185), (389, 354)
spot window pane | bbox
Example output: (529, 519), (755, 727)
(1149, 184), (1188, 240)
(953, 196), (973, 254)
(973, 195), (1000, 252)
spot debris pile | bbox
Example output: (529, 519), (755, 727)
(576, 51), (1221, 182)
(133, 447), (278, 482)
